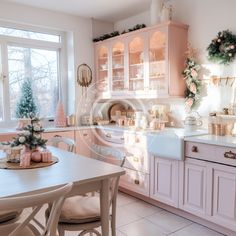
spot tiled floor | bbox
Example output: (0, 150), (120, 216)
(23, 192), (224, 236)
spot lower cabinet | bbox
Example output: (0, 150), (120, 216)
(119, 167), (150, 196)
(211, 163), (236, 231)
(180, 157), (236, 232)
(42, 131), (75, 151)
(75, 129), (95, 157)
(0, 133), (18, 142)
(179, 158), (207, 217)
(150, 156), (179, 207)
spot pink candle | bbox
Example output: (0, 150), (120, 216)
(41, 149), (52, 163)
(20, 152), (31, 167)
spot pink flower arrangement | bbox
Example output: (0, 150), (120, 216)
(185, 97), (194, 111)
(189, 83), (197, 94)
(190, 69), (198, 78)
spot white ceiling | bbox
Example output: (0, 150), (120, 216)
(5, 0), (151, 22)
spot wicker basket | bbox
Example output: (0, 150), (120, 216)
(2, 146), (23, 163)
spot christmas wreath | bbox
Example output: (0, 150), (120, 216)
(207, 30), (236, 64)
(182, 55), (201, 111)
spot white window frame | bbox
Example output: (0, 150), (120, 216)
(0, 22), (67, 127)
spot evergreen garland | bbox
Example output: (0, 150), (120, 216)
(93, 24), (146, 42)
(11, 114), (47, 150)
(15, 78), (37, 118)
(182, 58), (202, 111)
(207, 30), (236, 64)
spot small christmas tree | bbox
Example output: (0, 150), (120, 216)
(11, 114), (47, 150)
(15, 78), (37, 118)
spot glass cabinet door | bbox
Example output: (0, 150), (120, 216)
(128, 37), (144, 91)
(149, 31), (166, 91)
(97, 46), (109, 92)
(112, 42), (124, 91)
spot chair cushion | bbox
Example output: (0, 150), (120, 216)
(60, 195), (101, 224)
(0, 210), (22, 223)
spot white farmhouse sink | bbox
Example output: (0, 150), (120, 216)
(147, 128), (207, 160)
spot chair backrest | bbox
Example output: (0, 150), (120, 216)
(50, 136), (75, 152)
(0, 183), (73, 236)
(91, 144), (125, 208)
(91, 144), (126, 167)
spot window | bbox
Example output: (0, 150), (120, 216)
(0, 25), (64, 123)
(0, 27), (60, 43)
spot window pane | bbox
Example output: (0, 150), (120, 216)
(0, 27), (60, 43)
(8, 46), (59, 118)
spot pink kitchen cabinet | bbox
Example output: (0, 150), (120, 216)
(0, 133), (17, 142)
(179, 158), (208, 217)
(94, 21), (188, 99)
(183, 141), (236, 232)
(211, 163), (236, 231)
(75, 129), (95, 158)
(150, 156), (179, 207)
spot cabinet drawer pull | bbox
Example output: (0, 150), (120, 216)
(133, 157), (139, 162)
(191, 145), (198, 153)
(83, 133), (88, 137)
(134, 179), (140, 185)
(54, 135), (62, 137)
(224, 151), (236, 160)
(120, 137), (124, 141)
(105, 133), (111, 138)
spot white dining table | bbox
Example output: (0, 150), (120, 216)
(0, 146), (125, 236)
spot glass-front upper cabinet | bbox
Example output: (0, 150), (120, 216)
(149, 31), (167, 92)
(112, 42), (124, 91)
(97, 46), (109, 92)
(128, 37), (144, 91)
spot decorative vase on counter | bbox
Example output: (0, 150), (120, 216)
(54, 101), (66, 127)
(160, 3), (173, 22)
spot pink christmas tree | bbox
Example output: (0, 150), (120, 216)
(54, 101), (66, 127)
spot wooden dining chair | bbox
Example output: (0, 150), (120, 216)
(0, 183), (73, 236)
(0, 210), (22, 224)
(56, 144), (126, 236)
(50, 136), (75, 152)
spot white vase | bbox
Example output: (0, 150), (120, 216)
(160, 5), (172, 22)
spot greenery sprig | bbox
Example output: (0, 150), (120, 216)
(93, 24), (146, 42)
(207, 30), (236, 64)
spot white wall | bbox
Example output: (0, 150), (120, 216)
(0, 1), (94, 123)
(92, 19), (114, 39)
(114, 0), (236, 117)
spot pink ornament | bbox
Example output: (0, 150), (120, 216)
(41, 149), (52, 163)
(189, 83), (197, 94)
(190, 69), (198, 78)
(230, 45), (235, 49)
(31, 150), (42, 162)
(20, 153), (31, 167)
(54, 101), (66, 127)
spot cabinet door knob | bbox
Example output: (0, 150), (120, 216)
(83, 133), (88, 137)
(134, 179), (140, 185)
(191, 146), (198, 152)
(224, 151), (236, 160)
(105, 133), (111, 138)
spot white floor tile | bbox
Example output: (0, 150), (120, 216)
(146, 210), (192, 233)
(116, 205), (142, 227)
(169, 223), (224, 236)
(117, 192), (138, 207)
(119, 218), (168, 236)
(124, 200), (163, 217)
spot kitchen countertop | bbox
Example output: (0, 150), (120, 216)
(184, 134), (236, 148)
(0, 124), (208, 137)
(0, 125), (97, 135)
